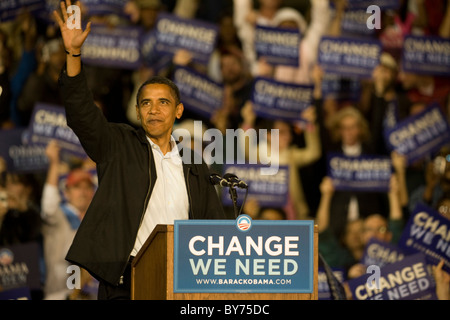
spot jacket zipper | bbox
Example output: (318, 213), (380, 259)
(119, 142), (153, 286)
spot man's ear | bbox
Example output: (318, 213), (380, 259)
(176, 103), (184, 119)
(135, 105), (140, 121)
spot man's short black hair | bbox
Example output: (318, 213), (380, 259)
(136, 76), (181, 106)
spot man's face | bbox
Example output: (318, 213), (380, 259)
(136, 83), (184, 141)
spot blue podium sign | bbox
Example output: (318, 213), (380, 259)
(173, 216), (314, 293)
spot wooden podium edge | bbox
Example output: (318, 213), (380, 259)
(131, 225), (172, 300)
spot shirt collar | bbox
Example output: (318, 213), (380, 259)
(147, 135), (180, 158)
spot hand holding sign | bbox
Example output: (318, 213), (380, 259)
(299, 106), (317, 130)
(432, 259), (450, 300)
(45, 140), (61, 165)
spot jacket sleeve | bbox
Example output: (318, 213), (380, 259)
(58, 66), (116, 163)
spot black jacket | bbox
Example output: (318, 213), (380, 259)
(59, 67), (226, 286)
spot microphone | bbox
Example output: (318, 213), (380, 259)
(209, 173), (233, 187)
(223, 173), (248, 189)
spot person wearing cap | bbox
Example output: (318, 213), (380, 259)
(53, 1), (225, 300)
(41, 140), (96, 300)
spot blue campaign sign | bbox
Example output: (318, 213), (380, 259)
(360, 238), (407, 269)
(330, 0), (399, 10)
(384, 103), (450, 165)
(173, 66), (224, 119)
(0, 287), (31, 300)
(251, 77), (313, 122)
(402, 35), (450, 76)
(398, 203), (450, 274)
(318, 36), (382, 78)
(254, 25), (300, 67)
(28, 103), (87, 159)
(318, 267), (345, 300)
(341, 10), (376, 37)
(153, 12), (218, 65)
(0, 242), (41, 292)
(81, 23), (142, 70)
(348, 253), (437, 300)
(221, 164), (289, 207)
(0, 128), (48, 173)
(327, 153), (392, 192)
(0, 0), (44, 22)
(82, 0), (127, 16)
(173, 216), (314, 293)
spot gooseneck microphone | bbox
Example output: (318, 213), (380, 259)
(223, 173), (248, 189)
(209, 173), (233, 187)
(210, 173), (249, 219)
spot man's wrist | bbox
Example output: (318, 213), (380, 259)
(65, 49), (81, 57)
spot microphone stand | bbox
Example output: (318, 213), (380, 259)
(228, 185), (239, 219)
(210, 173), (248, 219)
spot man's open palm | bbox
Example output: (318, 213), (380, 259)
(53, 0), (91, 54)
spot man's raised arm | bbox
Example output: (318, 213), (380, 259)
(53, 0), (91, 77)
(53, 0), (112, 163)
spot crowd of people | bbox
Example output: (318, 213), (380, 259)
(0, 0), (449, 300)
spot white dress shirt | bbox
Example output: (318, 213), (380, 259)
(131, 136), (189, 256)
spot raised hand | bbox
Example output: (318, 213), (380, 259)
(53, 0), (91, 56)
(319, 176), (335, 197)
(45, 140), (61, 164)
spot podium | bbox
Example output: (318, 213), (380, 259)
(131, 224), (318, 300)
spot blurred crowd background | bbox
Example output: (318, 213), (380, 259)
(0, 0), (449, 300)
